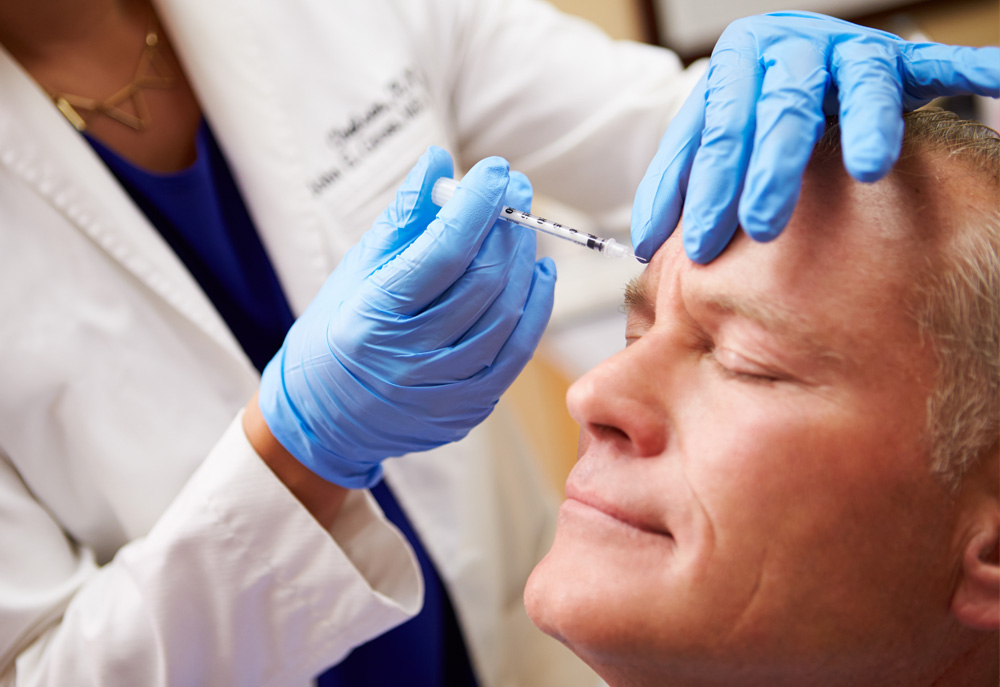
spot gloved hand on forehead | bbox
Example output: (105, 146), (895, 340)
(259, 146), (555, 488)
(631, 10), (1000, 264)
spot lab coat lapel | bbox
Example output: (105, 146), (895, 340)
(155, 0), (336, 315)
(0, 46), (249, 363)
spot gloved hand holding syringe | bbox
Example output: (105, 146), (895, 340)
(432, 177), (641, 262)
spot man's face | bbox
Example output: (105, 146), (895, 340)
(525, 157), (975, 686)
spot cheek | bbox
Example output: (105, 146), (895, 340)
(686, 389), (930, 536)
(679, 388), (955, 647)
(681, 384), (896, 526)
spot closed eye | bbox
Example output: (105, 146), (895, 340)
(709, 347), (786, 384)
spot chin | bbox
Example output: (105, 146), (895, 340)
(524, 561), (612, 683)
(524, 551), (571, 644)
(525, 561), (662, 687)
(524, 543), (645, 658)
(526, 499), (681, 649)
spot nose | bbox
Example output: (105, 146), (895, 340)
(565, 337), (669, 458)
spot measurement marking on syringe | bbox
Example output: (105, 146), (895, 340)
(439, 178), (636, 260)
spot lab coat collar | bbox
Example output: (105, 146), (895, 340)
(154, 0), (336, 315)
(0, 43), (250, 363)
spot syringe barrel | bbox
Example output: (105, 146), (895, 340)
(431, 177), (460, 207)
(431, 176), (637, 261)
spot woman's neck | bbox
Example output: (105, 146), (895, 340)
(0, 0), (204, 173)
(0, 0), (143, 66)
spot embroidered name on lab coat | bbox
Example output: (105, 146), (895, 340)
(309, 67), (428, 196)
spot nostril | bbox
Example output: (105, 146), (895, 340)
(591, 423), (630, 445)
(567, 353), (668, 457)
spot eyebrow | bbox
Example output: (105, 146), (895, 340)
(704, 293), (806, 336)
(623, 277), (806, 337)
(623, 276), (654, 316)
(697, 291), (846, 364)
(624, 274), (845, 365)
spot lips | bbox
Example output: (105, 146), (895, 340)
(563, 483), (673, 539)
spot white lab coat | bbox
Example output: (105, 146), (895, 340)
(0, 0), (700, 685)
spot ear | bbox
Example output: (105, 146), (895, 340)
(951, 523), (999, 630)
(950, 447), (1000, 631)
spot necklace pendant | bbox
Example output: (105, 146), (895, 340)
(47, 18), (176, 134)
(55, 97), (88, 131)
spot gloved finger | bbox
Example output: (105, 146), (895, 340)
(355, 146), (455, 271)
(499, 170), (538, 268)
(403, 200), (537, 356)
(333, 233), (538, 394)
(505, 170), (534, 213)
(681, 44), (761, 263)
(829, 37), (904, 182)
(368, 156), (510, 314)
(440, 229), (537, 376)
(364, 171), (538, 354)
(464, 257), (556, 398)
(738, 37), (829, 240)
(631, 72), (708, 263)
(902, 43), (1000, 102)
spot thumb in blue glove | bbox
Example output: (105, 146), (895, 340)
(258, 146), (556, 488)
(631, 11), (1000, 264)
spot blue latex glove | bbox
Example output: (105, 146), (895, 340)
(258, 146), (555, 488)
(631, 11), (1000, 263)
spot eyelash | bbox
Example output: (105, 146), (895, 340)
(623, 331), (783, 385)
(712, 358), (779, 384)
(704, 345), (781, 385)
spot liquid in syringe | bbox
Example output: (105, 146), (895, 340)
(431, 177), (639, 261)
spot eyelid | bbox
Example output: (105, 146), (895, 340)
(624, 327), (646, 347)
(712, 347), (784, 381)
(624, 309), (655, 347)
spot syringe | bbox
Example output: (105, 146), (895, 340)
(431, 177), (638, 261)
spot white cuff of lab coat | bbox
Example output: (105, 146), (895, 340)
(9, 411), (422, 687)
(141, 409), (425, 681)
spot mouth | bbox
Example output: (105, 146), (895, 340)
(563, 485), (673, 540)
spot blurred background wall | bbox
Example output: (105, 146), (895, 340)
(505, 0), (1000, 494)
(547, 0), (999, 54)
(547, 0), (999, 127)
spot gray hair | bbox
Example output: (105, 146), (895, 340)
(819, 109), (999, 486)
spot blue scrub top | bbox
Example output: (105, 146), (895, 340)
(85, 121), (479, 687)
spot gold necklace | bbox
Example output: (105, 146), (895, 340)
(49, 19), (176, 132)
